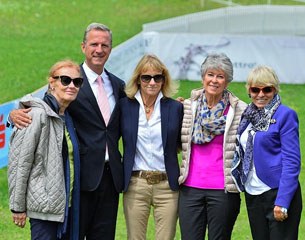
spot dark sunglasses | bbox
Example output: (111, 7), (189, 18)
(53, 75), (83, 88)
(140, 74), (164, 83)
(249, 86), (274, 94)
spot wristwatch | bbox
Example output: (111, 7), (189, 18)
(281, 207), (288, 215)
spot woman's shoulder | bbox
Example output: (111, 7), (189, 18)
(119, 96), (137, 105)
(276, 104), (298, 118)
(162, 97), (183, 108)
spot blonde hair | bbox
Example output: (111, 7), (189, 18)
(246, 65), (280, 93)
(125, 54), (178, 98)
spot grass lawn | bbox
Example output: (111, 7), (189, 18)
(0, 0), (304, 239)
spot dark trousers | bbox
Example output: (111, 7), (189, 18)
(245, 184), (302, 240)
(179, 185), (240, 240)
(79, 163), (120, 240)
(30, 218), (58, 240)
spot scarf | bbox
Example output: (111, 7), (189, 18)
(192, 89), (229, 144)
(43, 94), (68, 237)
(237, 94), (281, 184)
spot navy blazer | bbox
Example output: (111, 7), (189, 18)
(253, 104), (300, 209)
(120, 96), (183, 192)
(68, 66), (126, 192)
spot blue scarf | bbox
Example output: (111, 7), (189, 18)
(192, 89), (229, 144)
(43, 93), (80, 240)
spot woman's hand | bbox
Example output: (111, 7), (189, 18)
(274, 205), (288, 222)
(12, 212), (27, 228)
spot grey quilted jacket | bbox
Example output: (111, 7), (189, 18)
(179, 89), (247, 193)
(8, 94), (66, 222)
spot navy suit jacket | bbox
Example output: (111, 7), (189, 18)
(253, 104), (300, 208)
(68, 66), (126, 192)
(120, 96), (183, 192)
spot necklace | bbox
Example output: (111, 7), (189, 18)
(143, 101), (156, 114)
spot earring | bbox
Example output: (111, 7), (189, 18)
(51, 87), (55, 91)
(248, 93), (251, 98)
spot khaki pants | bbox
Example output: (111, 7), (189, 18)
(123, 176), (178, 240)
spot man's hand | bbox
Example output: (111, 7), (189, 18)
(176, 97), (184, 103)
(10, 108), (32, 129)
(12, 212), (27, 228)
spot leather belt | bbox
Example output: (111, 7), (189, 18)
(132, 170), (167, 185)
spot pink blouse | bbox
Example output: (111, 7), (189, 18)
(184, 135), (225, 189)
(184, 106), (229, 189)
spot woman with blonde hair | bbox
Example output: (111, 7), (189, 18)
(120, 54), (183, 239)
(232, 65), (302, 240)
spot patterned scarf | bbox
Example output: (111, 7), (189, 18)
(192, 89), (229, 144)
(237, 94), (281, 184)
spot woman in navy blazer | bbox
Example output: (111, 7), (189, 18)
(120, 54), (183, 239)
(232, 65), (302, 240)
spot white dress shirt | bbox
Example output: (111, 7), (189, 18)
(82, 62), (115, 113)
(133, 90), (165, 172)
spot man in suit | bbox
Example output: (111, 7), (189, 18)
(9, 23), (126, 240)
(70, 22), (126, 240)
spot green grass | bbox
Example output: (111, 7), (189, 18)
(1, 0), (305, 239)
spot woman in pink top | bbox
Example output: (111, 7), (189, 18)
(178, 53), (247, 240)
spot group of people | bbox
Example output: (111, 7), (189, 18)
(7, 22), (302, 240)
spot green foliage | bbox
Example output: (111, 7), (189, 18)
(1, 0), (305, 239)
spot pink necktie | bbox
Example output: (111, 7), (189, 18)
(96, 76), (111, 125)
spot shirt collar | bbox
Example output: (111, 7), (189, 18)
(135, 90), (164, 106)
(82, 62), (107, 84)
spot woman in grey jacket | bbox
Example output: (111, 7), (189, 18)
(178, 53), (247, 240)
(8, 59), (83, 240)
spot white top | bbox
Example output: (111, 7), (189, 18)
(133, 90), (165, 171)
(82, 62), (115, 113)
(240, 123), (271, 195)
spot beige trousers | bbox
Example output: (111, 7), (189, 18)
(123, 176), (179, 240)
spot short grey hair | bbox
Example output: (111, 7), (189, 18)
(82, 22), (112, 46)
(200, 53), (233, 82)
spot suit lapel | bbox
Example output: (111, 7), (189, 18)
(79, 67), (102, 119)
(130, 99), (140, 146)
(106, 69), (119, 102)
(160, 98), (169, 150)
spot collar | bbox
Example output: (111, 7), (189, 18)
(82, 62), (107, 84)
(135, 90), (164, 107)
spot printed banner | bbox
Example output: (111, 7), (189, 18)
(107, 32), (305, 84)
(0, 101), (17, 168)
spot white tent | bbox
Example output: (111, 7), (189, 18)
(106, 5), (305, 83)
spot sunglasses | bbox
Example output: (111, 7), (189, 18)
(53, 75), (83, 88)
(249, 86), (274, 94)
(140, 74), (164, 83)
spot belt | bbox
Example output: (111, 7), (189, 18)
(132, 170), (167, 185)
